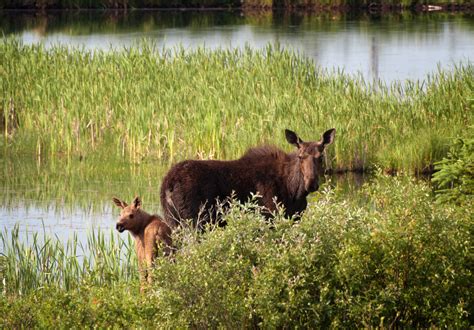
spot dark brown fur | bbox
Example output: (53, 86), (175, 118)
(113, 196), (172, 285)
(160, 129), (335, 229)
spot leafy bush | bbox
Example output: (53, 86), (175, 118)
(147, 175), (471, 327)
(0, 283), (159, 329)
(1, 175), (471, 327)
(432, 135), (474, 205)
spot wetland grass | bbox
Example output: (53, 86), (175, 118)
(1, 39), (472, 173)
(0, 224), (138, 295)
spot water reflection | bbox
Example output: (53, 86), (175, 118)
(1, 10), (473, 82)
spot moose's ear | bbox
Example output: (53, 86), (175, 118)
(321, 128), (336, 147)
(285, 129), (303, 147)
(113, 197), (127, 209)
(132, 196), (141, 209)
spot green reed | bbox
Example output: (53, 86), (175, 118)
(0, 224), (138, 295)
(1, 39), (472, 173)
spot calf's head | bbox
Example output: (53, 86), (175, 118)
(113, 196), (144, 234)
(285, 128), (335, 193)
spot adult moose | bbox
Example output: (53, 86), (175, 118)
(160, 128), (335, 229)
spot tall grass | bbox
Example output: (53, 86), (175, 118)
(1, 39), (472, 173)
(0, 224), (138, 295)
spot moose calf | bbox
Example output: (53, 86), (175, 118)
(113, 196), (172, 285)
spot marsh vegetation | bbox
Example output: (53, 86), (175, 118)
(1, 40), (472, 173)
(0, 38), (472, 327)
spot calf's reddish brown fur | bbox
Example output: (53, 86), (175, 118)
(160, 128), (335, 229)
(113, 196), (172, 284)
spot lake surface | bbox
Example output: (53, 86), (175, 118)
(0, 9), (472, 248)
(1, 10), (473, 83)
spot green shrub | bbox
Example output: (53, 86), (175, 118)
(148, 175), (473, 327)
(1, 175), (471, 327)
(432, 135), (474, 205)
(0, 283), (158, 328)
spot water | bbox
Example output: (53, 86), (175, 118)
(1, 10), (473, 83)
(0, 9), (471, 247)
(0, 157), (164, 249)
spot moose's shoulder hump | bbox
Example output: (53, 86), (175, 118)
(240, 146), (288, 162)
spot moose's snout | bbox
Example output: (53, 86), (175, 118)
(116, 223), (125, 233)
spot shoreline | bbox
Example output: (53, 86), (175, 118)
(1, 4), (472, 13)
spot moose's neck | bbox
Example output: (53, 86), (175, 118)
(140, 210), (155, 227)
(130, 210), (154, 238)
(286, 153), (307, 200)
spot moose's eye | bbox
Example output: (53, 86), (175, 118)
(129, 214), (134, 219)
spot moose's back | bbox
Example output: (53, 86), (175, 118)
(160, 147), (294, 228)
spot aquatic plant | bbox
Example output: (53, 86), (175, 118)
(1, 40), (472, 173)
(0, 225), (138, 295)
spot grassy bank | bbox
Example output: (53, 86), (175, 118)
(0, 0), (472, 10)
(1, 175), (472, 327)
(1, 40), (472, 173)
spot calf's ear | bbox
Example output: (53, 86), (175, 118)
(113, 197), (127, 209)
(321, 128), (336, 147)
(133, 196), (142, 209)
(285, 129), (303, 147)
